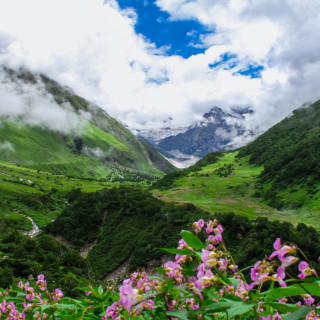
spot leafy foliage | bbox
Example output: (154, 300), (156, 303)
(45, 186), (209, 278)
(1, 220), (320, 319)
(0, 230), (90, 295)
(152, 152), (220, 189)
(238, 100), (320, 207)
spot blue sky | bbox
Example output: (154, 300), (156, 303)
(117, 0), (263, 79)
(1, 0), (320, 138)
(117, 0), (210, 58)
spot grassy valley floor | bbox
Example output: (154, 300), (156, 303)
(0, 161), (152, 232)
(151, 152), (320, 229)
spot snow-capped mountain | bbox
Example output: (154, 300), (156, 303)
(134, 126), (189, 145)
(138, 106), (255, 164)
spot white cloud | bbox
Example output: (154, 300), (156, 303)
(0, 0), (319, 136)
(0, 71), (90, 134)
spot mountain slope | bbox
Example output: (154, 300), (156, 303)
(0, 67), (176, 179)
(238, 99), (320, 208)
(152, 150), (320, 229)
(154, 106), (254, 157)
(152, 100), (320, 228)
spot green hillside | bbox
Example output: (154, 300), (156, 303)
(151, 151), (320, 229)
(0, 160), (117, 231)
(0, 67), (176, 181)
(238, 99), (320, 210)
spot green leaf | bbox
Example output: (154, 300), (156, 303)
(281, 307), (312, 320)
(98, 285), (103, 295)
(266, 303), (299, 313)
(201, 302), (232, 312)
(227, 303), (255, 318)
(149, 276), (163, 281)
(181, 230), (205, 250)
(265, 283), (320, 301)
(228, 277), (240, 289)
(161, 248), (195, 255)
(166, 310), (188, 320)
(212, 266), (231, 285)
(155, 267), (167, 277)
(55, 304), (78, 311)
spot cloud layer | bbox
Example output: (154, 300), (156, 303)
(0, 0), (319, 133)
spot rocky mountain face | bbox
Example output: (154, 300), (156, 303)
(138, 106), (255, 160)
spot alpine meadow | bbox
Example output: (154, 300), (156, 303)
(1, 0), (320, 318)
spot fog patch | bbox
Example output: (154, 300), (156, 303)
(84, 146), (106, 158)
(0, 141), (14, 152)
(0, 70), (91, 134)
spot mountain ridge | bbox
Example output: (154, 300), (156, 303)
(0, 66), (176, 179)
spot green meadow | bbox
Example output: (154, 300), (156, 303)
(152, 152), (320, 229)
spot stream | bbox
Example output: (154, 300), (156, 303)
(26, 217), (40, 237)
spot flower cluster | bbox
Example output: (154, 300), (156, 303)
(0, 275), (63, 320)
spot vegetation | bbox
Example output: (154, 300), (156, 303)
(0, 67), (176, 183)
(0, 230), (90, 296)
(1, 69), (320, 320)
(151, 152), (220, 190)
(1, 220), (320, 319)
(152, 151), (320, 229)
(238, 99), (320, 209)
(45, 186), (209, 278)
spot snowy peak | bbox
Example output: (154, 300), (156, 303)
(135, 126), (189, 145)
(138, 106), (255, 165)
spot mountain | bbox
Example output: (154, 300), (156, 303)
(238, 98), (320, 209)
(137, 106), (255, 166)
(158, 106), (254, 157)
(135, 126), (189, 145)
(151, 99), (320, 229)
(0, 66), (176, 180)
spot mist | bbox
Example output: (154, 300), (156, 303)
(0, 69), (91, 135)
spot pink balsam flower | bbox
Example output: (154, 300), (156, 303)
(298, 261), (316, 279)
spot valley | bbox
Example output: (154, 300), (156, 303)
(152, 151), (320, 229)
(1, 68), (320, 319)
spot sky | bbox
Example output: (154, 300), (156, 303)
(0, 0), (320, 133)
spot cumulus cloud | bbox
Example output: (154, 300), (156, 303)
(0, 0), (319, 135)
(0, 70), (90, 134)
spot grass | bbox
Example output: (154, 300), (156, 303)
(0, 161), (145, 231)
(0, 119), (167, 180)
(152, 151), (320, 229)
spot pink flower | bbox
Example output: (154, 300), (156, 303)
(163, 261), (183, 283)
(306, 310), (319, 320)
(298, 261), (316, 279)
(186, 298), (199, 310)
(52, 288), (64, 301)
(140, 299), (155, 311)
(103, 302), (120, 319)
(196, 268), (216, 289)
(0, 299), (6, 313)
(193, 219), (205, 233)
(206, 225), (224, 244)
(235, 281), (255, 301)
(269, 238), (299, 269)
(271, 266), (286, 287)
(36, 274), (47, 291)
(119, 284), (142, 312)
(250, 261), (270, 285)
(302, 294), (315, 306)
(205, 220), (217, 234)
